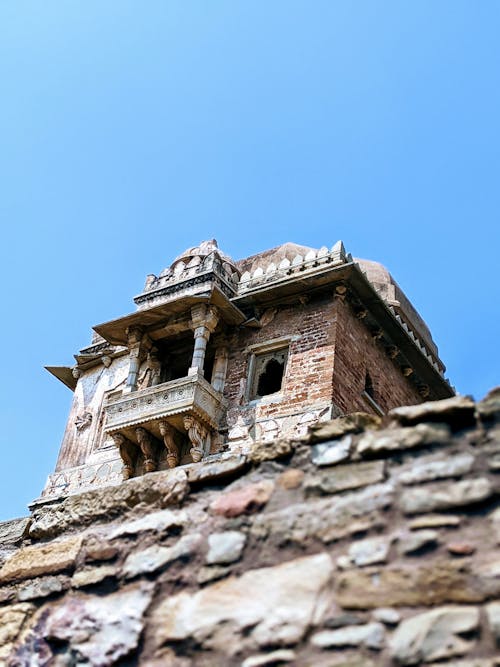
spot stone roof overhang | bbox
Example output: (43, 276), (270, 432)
(45, 366), (77, 391)
(93, 285), (246, 347)
(233, 261), (453, 401)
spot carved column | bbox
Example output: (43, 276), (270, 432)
(188, 305), (219, 376)
(135, 427), (157, 473)
(211, 346), (228, 393)
(124, 326), (151, 393)
(111, 433), (137, 480)
(158, 420), (180, 468)
(183, 415), (209, 463)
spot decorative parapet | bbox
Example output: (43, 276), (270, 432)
(237, 240), (351, 294)
(134, 252), (239, 309)
(103, 374), (227, 433)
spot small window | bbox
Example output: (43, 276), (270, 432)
(249, 347), (288, 400)
(364, 371), (375, 399)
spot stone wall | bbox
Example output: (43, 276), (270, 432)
(0, 389), (499, 666)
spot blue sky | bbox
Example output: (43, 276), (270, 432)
(0, 2), (498, 521)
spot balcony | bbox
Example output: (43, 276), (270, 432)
(103, 373), (226, 435)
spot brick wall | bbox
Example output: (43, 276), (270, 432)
(223, 295), (337, 419)
(332, 297), (422, 414)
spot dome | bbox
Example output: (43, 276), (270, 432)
(356, 258), (438, 356)
(171, 239), (238, 274)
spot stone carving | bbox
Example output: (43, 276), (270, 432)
(295, 407), (331, 438)
(137, 349), (162, 390)
(135, 427), (157, 473)
(101, 355), (112, 368)
(259, 419), (279, 443)
(228, 415), (251, 442)
(111, 433), (138, 480)
(158, 420), (180, 468)
(184, 415), (209, 463)
(75, 412), (92, 432)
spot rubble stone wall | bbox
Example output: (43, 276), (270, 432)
(1, 389), (499, 666)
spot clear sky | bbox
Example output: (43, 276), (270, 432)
(0, 2), (498, 521)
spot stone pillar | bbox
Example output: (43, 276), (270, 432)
(211, 346), (228, 393)
(188, 305), (219, 376)
(124, 326), (151, 393)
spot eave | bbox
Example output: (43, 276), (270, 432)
(93, 285), (246, 346)
(45, 366), (77, 391)
(233, 261), (453, 401)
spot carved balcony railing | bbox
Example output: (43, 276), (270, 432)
(103, 374), (226, 435)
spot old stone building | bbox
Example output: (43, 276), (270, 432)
(1, 239), (499, 665)
(43, 239), (452, 500)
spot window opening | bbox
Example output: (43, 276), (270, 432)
(249, 347), (288, 400)
(364, 371), (375, 399)
(257, 358), (284, 396)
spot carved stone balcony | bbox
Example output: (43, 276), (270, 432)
(103, 374), (226, 436)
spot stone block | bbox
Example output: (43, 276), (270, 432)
(0, 603), (35, 661)
(241, 650), (296, 667)
(249, 438), (295, 464)
(308, 413), (381, 442)
(17, 575), (68, 601)
(186, 454), (247, 483)
(0, 517), (31, 545)
(486, 601), (500, 645)
(372, 607), (401, 625)
(206, 531), (246, 565)
(71, 564), (118, 588)
(107, 508), (188, 539)
(310, 435), (352, 467)
(397, 453), (474, 485)
(389, 395), (476, 428)
(12, 582), (154, 665)
(0, 535), (83, 583)
(397, 530), (439, 555)
(210, 480), (274, 518)
(477, 386), (500, 421)
(196, 565), (232, 585)
(311, 623), (385, 650)
(356, 423), (450, 456)
(336, 560), (491, 608)
(277, 469), (304, 489)
(389, 606), (479, 665)
(348, 535), (392, 566)
(408, 514), (461, 530)
(400, 478), (493, 514)
(304, 461), (385, 496)
(251, 483), (393, 544)
(121, 533), (201, 579)
(29, 467), (189, 539)
(150, 553), (334, 653)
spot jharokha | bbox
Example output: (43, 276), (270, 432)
(43, 240), (453, 500)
